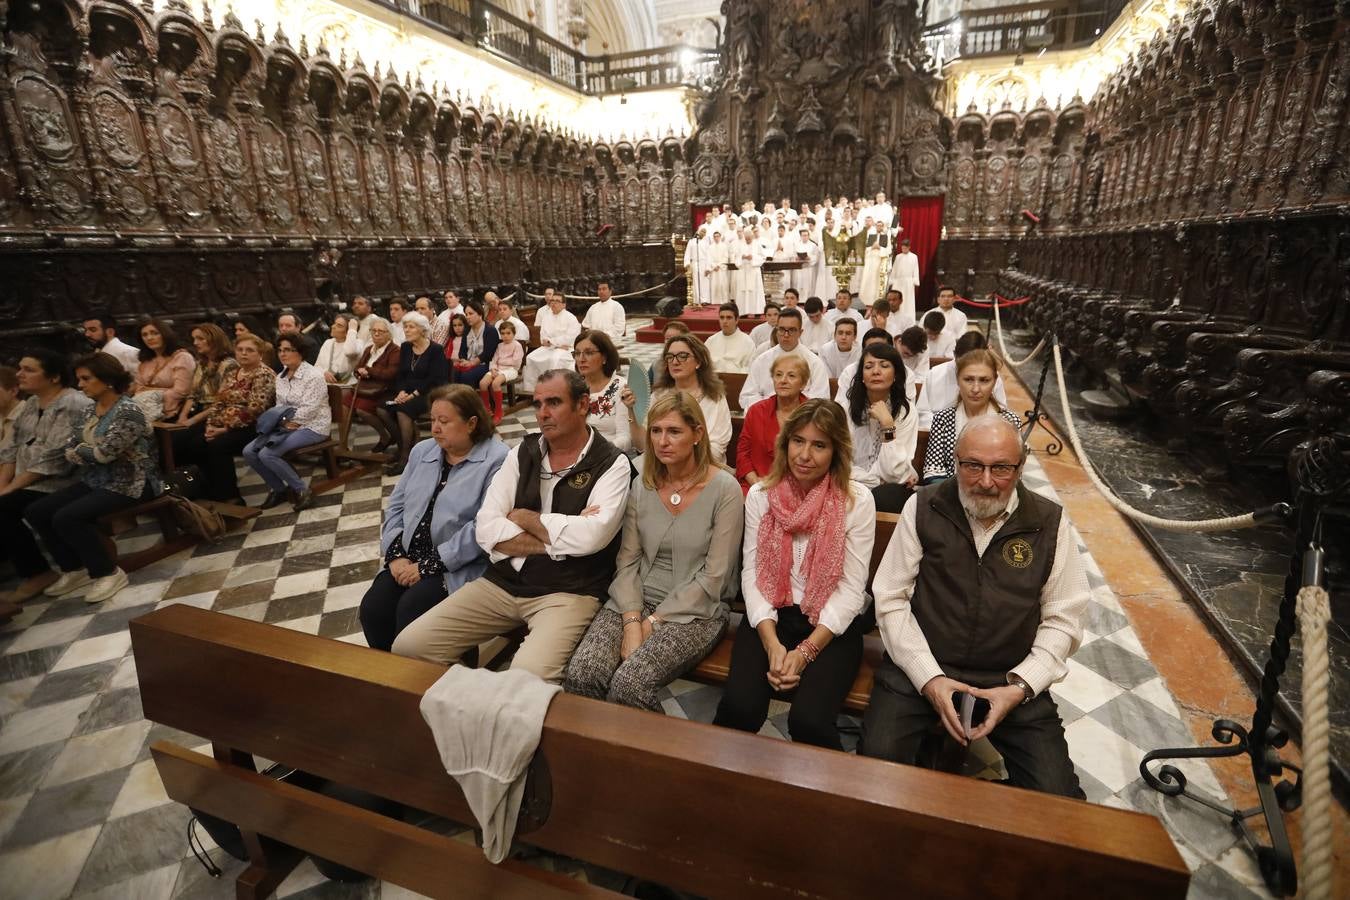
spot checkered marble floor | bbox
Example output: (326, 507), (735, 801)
(0, 319), (1270, 899)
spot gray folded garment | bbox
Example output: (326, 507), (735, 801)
(418, 664), (561, 863)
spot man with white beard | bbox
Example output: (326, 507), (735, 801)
(862, 415), (1089, 800)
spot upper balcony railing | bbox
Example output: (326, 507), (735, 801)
(367, 0), (719, 96)
(922, 0), (1130, 68)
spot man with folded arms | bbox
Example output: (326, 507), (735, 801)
(393, 369), (631, 682)
(861, 415), (1088, 798)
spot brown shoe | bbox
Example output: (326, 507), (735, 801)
(2, 571), (59, 604)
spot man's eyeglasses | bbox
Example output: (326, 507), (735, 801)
(776, 326), (800, 335)
(664, 352), (693, 364)
(956, 459), (1020, 479)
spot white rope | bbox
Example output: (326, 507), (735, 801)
(524, 274), (682, 302)
(1297, 583), (1334, 900)
(992, 294), (1048, 367)
(1050, 340), (1260, 532)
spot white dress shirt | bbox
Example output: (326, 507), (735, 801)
(739, 345), (831, 409)
(706, 329), (757, 374)
(939, 306), (969, 343)
(581, 299), (626, 343)
(742, 481), (876, 637)
(475, 431), (631, 572)
(498, 315), (529, 345)
(315, 331), (365, 382)
(102, 337), (142, 376)
(275, 362), (332, 434)
(817, 340), (860, 381)
(800, 315), (832, 350)
(873, 490), (1089, 696)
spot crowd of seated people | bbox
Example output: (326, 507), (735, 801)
(0, 283), (1093, 799)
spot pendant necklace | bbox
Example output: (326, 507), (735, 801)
(668, 474), (697, 507)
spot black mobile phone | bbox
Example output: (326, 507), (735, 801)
(951, 691), (991, 732)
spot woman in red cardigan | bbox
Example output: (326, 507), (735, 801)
(735, 353), (810, 494)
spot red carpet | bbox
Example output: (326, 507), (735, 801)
(635, 306), (765, 343)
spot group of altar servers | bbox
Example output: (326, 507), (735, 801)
(683, 194), (920, 325)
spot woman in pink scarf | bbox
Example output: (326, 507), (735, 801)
(713, 399), (876, 749)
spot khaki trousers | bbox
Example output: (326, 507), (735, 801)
(391, 577), (600, 683)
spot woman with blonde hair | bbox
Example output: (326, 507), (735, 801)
(713, 399), (876, 749)
(565, 391), (744, 710)
(623, 333), (733, 463)
(921, 349), (1020, 483)
(735, 352), (809, 494)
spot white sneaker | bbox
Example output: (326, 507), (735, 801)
(84, 569), (129, 604)
(44, 571), (92, 597)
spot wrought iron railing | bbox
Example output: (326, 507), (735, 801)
(368, 0), (717, 96)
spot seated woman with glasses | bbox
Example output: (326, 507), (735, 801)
(845, 342), (919, 513)
(713, 399), (876, 749)
(565, 392), (743, 710)
(921, 349), (1021, 484)
(623, 334), (732, 464)
(572, 330), (630, 452)
(243, 334), (331, 511)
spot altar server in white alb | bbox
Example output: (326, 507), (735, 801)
(706, 303), (757, 375)
(521, 288), (581, 391)
(859, 218), (890, 310)
(581, 282), (626, 344)
(732, 226), (766, 316)
(886, 237), (921, 328)
(707, 231), (732, 305)
(792, 226), (823, 297)
(684, 227), (710, 306)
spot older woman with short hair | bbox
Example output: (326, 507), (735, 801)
(25, 352), (159, 605)
(315, 312), (364, 384)
(735, 352), (809, 494)
(380, 311), (449, 476)
(350, 316), (400, 451)
(565, 391), (743, 710)
(713, 399), (876, 749)
(359, 385), (509, 651)
(192, 333), (277, 503)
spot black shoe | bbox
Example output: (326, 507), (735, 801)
(259, 490), (285, 510)
(383, 461), (405, 477)
(292, 488), (315, 511)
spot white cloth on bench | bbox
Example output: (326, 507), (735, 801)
(418, 665), (561, 863)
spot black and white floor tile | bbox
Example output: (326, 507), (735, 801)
(0, 320), (1270, 898)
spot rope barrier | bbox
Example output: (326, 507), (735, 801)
(1298, 582), (1334, 900)
(956, 294), (1031, 308)
(524, 274), (682, 302)
(992, 296), (1049, 368)
(1049, 340), (1262, 532)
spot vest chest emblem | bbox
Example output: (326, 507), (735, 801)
(1001, 538), (1034, 569)
(567, 471), (592, 489)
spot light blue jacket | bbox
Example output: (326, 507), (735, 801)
(380, 436), (510, 594)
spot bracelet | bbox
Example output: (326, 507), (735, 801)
(796, 638), (820, 664)
(621, 613), (642, 627)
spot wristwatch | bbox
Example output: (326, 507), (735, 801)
(881, 427), (896, 442)
(1007, 673), (1034, 705)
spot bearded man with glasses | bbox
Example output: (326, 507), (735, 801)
(860, 414), (1090, 799)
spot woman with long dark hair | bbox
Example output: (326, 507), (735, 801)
(845, 342), (919, 512)
(132, 318), (196, 419)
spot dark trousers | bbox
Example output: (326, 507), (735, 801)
(169, 421), (206, 470)
(859, 655), (1085, 799)
(872, 482), (913, 514)
(451, 363), (489, 386)
(712, 606), (865, 750)
(359, 568), (449, 651)
(198, 428), (257, 502)
(0, 488), (52, 577)
(24, 482), (149, 577)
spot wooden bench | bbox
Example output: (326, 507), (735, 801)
(131, 605), (1190, 900)
(96, 495), (260, 573)
(285, 436), (372, 494)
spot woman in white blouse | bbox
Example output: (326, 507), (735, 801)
(713, 399), (876, 749)
(315, 313), (364, 384)
(243, 334), (332, 512)
(624, 334), (733, 463)
(844, 342), (919, 512)
(573, 330), (630, 451)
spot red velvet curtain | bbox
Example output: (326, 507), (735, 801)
(690, 204), (717, 231)
(898, 196), (945, 311)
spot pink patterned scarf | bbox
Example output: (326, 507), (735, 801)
(755, 475), (848, 626)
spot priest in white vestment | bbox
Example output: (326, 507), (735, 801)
(707, 231), (732, 305)
(858, 219), (890, 310)
(581, 282), (625, 343)
(520, 290), (581, 391)
(684, 227), (710, 306)
(732, 227), (766, 315)
(792, 226), (823, 297)
(886, 237), (921, 328)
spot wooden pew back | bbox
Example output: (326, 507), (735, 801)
(134, 606), (1188, 900)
